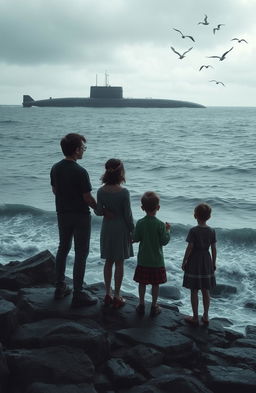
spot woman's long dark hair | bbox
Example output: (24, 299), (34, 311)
(101, 158), (125, 185)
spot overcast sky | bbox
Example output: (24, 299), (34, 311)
(0, 0), (255, 106)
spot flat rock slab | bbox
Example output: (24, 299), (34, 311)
(10, 318), (109, 364)
(207, 365), (256, 393)
(116, 326), (193, 357)
(6, 345), (95, 387)
(0, 298), (18, 342)
(17, 287), (101, 322)
(210, 346), (256, 370)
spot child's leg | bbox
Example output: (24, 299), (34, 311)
(104, 259), (114, 295)
(138, 283), (146, 305)
(190, 289), (199, 320)
(114, 260), (124, 298)
(151, 284), (159, 307)
(201, 288), (210, 320)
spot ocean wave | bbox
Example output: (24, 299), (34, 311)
(171, 224), (256, 245)
(156, 195), (256, 212)
(1, 204), (255, 246)
(0, 120), (21, 125)
(0, 204), (54, 218)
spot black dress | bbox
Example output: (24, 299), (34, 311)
(183, 225), (216, 290)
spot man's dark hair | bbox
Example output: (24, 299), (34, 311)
(141, 191), (160, 213)
(60, 133), (86, 156)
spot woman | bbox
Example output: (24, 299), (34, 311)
(95, 158), (134, 308)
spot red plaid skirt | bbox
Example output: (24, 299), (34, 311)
(133, 265), (167, 285)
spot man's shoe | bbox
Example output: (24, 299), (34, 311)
(54, 283), (72, 299)
(71, 291), (98, 307)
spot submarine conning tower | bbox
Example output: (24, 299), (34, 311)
(90, 86), (123, 99)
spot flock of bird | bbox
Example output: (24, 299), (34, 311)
(170, 14), (248, 87)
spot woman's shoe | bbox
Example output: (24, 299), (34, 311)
(104, 294), (113, 306)
(112, 296), (126, 309)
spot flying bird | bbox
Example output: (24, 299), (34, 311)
(231, 38), (248, 43)
(170, 46), (193, 59)
(210, 80), (225, 86)
(199, 65), (214, 71)
(173, 28), (195, 42)
(198, 15), (209, 25)
(213, 24), (225, 34)
(207, 47), (233, 61)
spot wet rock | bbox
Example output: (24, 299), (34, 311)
(207, 365), (256, 393)
(210, 284), (237, 298)
(106, 358), (145, 388)
(244, 301), (256, 310)
(246, 325), (256, 339)
(26, 382), (97, 393)
(233, 338), (256, 349)
(0, 289), (19, 304)
(6, 345), (95, 388)
(116, 326), (194, 361)
(10, 318), (109, 365)
(0, 298), (18, 343)
(0, 250), (255, 393)
(209, 346), (256, 370)
(149, 373), (214, 393)
(0, 343), (9, 392)
(16, 287), (101, 324)
(158, 285), (181, 300)
(123, 344), (164, 371)
(0, 250), (55, 290)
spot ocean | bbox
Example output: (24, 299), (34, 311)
(0, 104), (255, 333)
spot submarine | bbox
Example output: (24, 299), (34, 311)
(23, 85), (205, 108)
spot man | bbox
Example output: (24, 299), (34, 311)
(50, 133), (97, 307)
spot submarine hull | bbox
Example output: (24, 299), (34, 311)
(23, 96), (205, 108)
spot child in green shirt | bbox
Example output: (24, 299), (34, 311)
(133, 191), (171, 315)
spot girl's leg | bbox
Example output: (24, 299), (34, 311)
(151, 284), (159, 307)
(201, 288), (210, 320)
(190, 289), (199, 320)
(104, 259), (114, 296)
(138, 283), (146, 305)
(114, 260), (124, 299)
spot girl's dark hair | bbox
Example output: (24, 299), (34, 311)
(60, 133), (86, 156)
(194, 203), (212, 221)
(101, 158), (125, 185)
(141, 191), (160, 212)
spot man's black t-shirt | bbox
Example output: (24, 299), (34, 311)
(50, 159), (92, 214)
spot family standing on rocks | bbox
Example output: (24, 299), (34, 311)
(50, 133), (217, 323)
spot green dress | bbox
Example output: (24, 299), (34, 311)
(95, 187), (134, 260)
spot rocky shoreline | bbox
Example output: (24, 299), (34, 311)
(0, 250), (255, 393)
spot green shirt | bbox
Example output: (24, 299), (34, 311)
(133, 215), (170, 267)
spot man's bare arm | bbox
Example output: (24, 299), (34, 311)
(83, 192), (97, 209)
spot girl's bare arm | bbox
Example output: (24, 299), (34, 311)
(181, 243), (193, 270)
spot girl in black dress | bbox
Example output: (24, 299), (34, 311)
(182, 203), (217, 325)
